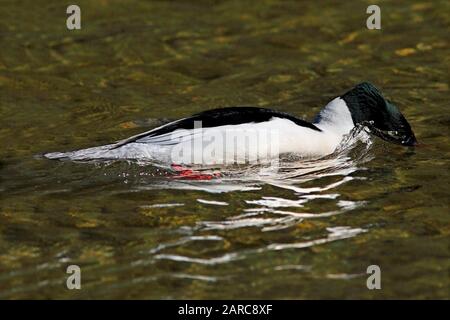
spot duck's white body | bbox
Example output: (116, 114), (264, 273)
(45, 98), (355, 165)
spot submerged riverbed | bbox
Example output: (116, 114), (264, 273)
(0, 0), (449, 299)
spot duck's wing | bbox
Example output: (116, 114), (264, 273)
(111, 106), (321, 149)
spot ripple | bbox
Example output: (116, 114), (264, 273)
(245, 196), (309, 208)
(274, 265), (312, 271)
(170, 273), (220, 282)
(326, 273), (364, 280)
(267, 226), (368, 251)
(197, 199), (229, 206)
(149, 235), (224, 254)
(154, 252), (240, 265)
(141, 203), (184, 208)
(198, 216), (301, 231)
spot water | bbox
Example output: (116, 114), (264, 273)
(0, 0), (449, 299)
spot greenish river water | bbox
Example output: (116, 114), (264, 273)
(0, 0), (449, 299)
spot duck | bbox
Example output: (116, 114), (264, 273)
(44, 82), (417, 165)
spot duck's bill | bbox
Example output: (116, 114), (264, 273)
(401, 135), (419, 146)
(368, 126), (418, 147)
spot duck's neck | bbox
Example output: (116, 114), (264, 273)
(313, 97), (355, 137)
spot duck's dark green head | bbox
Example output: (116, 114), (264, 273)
(342, 82), (417, 146)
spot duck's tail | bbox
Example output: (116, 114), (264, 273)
(43, 144), (118, 161)
(43, 142), (169, 162)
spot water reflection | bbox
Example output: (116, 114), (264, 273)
(139, 127), (373, 268)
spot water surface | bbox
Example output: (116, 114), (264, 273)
(0, 0), (449, 299)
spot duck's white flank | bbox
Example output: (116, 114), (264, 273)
(45, 98), (355, 164)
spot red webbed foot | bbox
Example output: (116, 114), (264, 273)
(170, 164), (221, 180)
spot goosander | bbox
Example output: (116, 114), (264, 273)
(45, 82), (417, 165)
